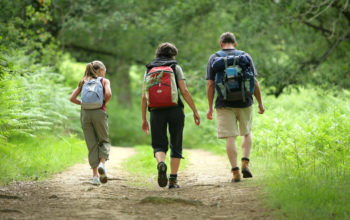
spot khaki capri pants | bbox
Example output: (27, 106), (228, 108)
(81, 108), (111, 168)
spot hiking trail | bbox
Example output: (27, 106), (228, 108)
(0, 147), (271, 219)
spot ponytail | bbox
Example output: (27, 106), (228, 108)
(79, 61), (106, 88)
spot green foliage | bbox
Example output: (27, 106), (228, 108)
(0, 135), (87, 185)
(58, 54), (86, 88)
(250, 88), (350, 219)
(0, 0), (85, 185)
(0, 56), (81, 140)
(50, 0), (349, 98)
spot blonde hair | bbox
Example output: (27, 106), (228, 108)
(78, 60), (106, 88)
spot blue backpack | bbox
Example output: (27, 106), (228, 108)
(212, 50), (255, 102)
(81, 77), (104, 109)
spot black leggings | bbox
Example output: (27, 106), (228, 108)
(150, 107), (185, 158)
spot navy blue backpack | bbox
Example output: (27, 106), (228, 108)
(212, 50), (255, 102)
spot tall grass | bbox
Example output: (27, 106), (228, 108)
(251, 88), (350, 219)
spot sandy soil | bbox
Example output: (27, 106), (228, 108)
(0, 147), (272, 220)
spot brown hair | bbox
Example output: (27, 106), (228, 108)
(155, 42), (178, 59)
(219, 32), (237, 44)
(78, 60), (106, 88)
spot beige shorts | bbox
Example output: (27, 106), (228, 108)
(216, 106), (253, 138)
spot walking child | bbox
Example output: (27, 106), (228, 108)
(141, 42), (200, 188)
(70, 61), (112, 185)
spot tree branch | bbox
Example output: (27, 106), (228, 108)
(312, 28), (350, 70)
(64, 43), (118, 57)
(272, 28), (350, 97)
(63, 43), (146, 65)
(300, 19), (333, 35)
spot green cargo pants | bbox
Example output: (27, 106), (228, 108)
(81, 108), (111, 168)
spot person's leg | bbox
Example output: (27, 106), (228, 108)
(238, 106), (253, 178)
(226, 136), (238, 168)
(242, 133), (252, 158)
(92, 168), (98, 177)
(226, 136), (240, 182)
(92, 109), (111, 184)
(150, 110), (169, 187)
(92, 109), (111, 163)
(155, 151), (166, 163)
(168, 107), (185, 188)
(216, 108), (240, 182)
(170, 158), (181, 174)
(81, 109), (100, 184)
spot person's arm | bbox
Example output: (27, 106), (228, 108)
(206, 80), (215, 120)
(103, 78), (112, 104)
(141, 84), (149, 134)
(70, 87), (82, 105)
(254, 78), (265, 114)
(178, 80), (200, 126)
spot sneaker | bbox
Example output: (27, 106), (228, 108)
(91, 176), (101, 185)
(169, 177), (180, 189)
(98, 163), (108, 184)
(241, 158), (253, 178)
(231, 167), (241, 182)
(157, 162), (168, 187)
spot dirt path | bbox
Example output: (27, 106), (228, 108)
(0, 147), (271, 220)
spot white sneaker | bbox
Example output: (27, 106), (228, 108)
(91, 176), (100, 185)
(98, 163), (107, 184)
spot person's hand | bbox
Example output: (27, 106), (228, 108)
(258, 104), (265, 114)
(142, 120), (149, 134)
(207, 108), (214, 120)
(193, 111), (200, 126)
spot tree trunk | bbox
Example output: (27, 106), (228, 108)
(109, 59), (132, 106)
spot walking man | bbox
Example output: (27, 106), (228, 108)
(206, 32), (265, 182)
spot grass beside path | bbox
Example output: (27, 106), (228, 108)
(0, 135), (87, 185)
(186, 89), (350, 219)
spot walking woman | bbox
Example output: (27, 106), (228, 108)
(141, 43), (200, 188)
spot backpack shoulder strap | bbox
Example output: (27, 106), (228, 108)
(215, 50), (227, 57)
(233, 50), (245, 56)
(170, 64), (178, 82)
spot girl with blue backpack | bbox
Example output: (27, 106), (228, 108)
(70, 61), (112, 185)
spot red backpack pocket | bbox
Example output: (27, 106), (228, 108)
(145, 66), (178, 108)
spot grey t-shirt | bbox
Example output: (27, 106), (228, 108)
(206, 49), (257, 108)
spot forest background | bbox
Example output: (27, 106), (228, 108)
(0, 0), (349, 219)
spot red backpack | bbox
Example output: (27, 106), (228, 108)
(144, 65), (178, 108)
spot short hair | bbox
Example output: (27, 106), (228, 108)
(155, 42), (178, 58)
(219, 32), (237, 44)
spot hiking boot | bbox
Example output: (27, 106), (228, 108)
(91, 176), (101, 186)
(231, 167), (241, 182)
(157, 162), (168, 187)
(169, 177), (180, 189)
(241, 157), (253, 178)
(98, 163), (108, 184)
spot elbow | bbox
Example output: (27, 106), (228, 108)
(69, 96), (74, 103)
(207, 80), (215, 88)
(106, 93), (112, 100)
(180, 88), (189, 97)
